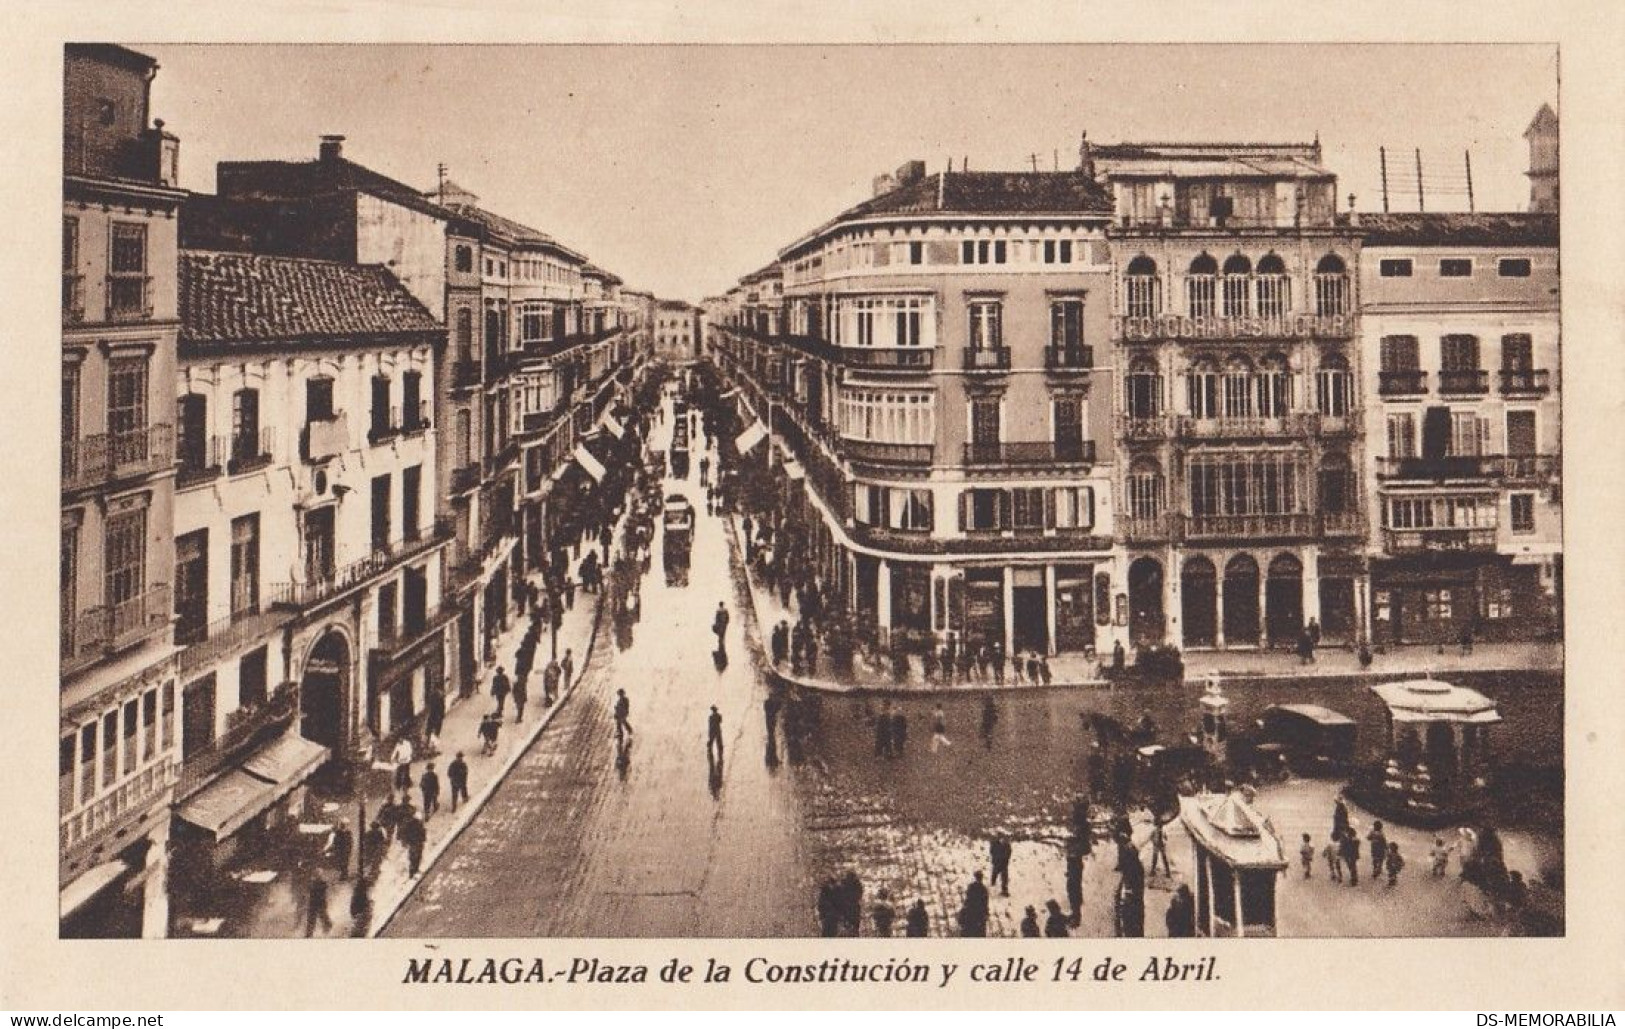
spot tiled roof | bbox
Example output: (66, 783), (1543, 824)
(1358, 212), (1558, 247)
(217, 157), (457, 222)
(179, 250), (441, 345)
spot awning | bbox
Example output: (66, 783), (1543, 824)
(736, 421), (768, 453)
(782, 459), (806, 481)
(177, 735), (329, 842)
(599, 412), (626, 439)
(573, 444), (607, 483)
(60, 859), (133, 920)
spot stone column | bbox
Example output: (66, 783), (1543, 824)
(140, 819), (171, 940)
(1044, 565), (1058, 656)
(1002, 567), (1016, 656)
(1258, 564), (1269, 651)
(876, 560), (892, 637)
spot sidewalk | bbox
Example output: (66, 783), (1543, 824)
(730, 513), (1562, 695)
(170, 524), (624, 938)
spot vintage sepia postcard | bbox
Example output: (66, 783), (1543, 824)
(4, 0), (1624, 1013)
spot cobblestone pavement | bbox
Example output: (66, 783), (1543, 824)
(385, 400), (1560, 938)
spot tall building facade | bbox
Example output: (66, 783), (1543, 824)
(714, 162), (1124, 656)
(1091, 141), (1366, 651)
(1357, 213), (1561, 644)
(61, 44), (187, 938)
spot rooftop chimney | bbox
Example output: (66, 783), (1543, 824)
(1078, 130), (1095, 178)
(895, 160), (926, 186)
(319, 135), (345, 162)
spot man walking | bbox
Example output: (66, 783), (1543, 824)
(707, 705), (725, 762)
(989, 834), (1013, 897)
(712, 602), (730, 652)
(1148, 814), (1173, 877)
(1368, 821), (1389, 884)
(543, 658), (561, 708)
(304, 874), (333, 937)
(324, 820), (353, 882)
(491, 665), (511, 719)
(904, 899), (929, 938)
(930, 703), (951, 752)
(447, 752), (470, 812)
(614, 688), (634, 743)
(398, 807), (427, 878)
(958, 871), (990, 937)
(560, 649), (575, 694)
(391, 736), (414, 792)
(419, 762), (440, 820)
(511, 670), (529, 724)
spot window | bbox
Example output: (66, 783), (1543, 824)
(1127, 460), (1165, 519)
(454, 245), (474, 273)
(181, 675), (216, 762)
(371, 375), (392, 437)
(231, 388), (261, 463)
(60, 733), (75, 813)
(1440, 334), (1481, 372)
(1379, 258), (1413, 277)
(108, 223), (149, 317)
(101, 711), (117, 786)
(1050, 298), (1084, 349)
(1439, 259), (1473, 277)
(1510, 493), (1536, 533)
(1125, 360), (1162, 419)
(1124, 256), (1160, 318)
(1380, 334), (1420, 371)
(970, 398), (1001, 445)
(1498, 258), (1532, 277)
(306, 377), (335, 423)
(1011, 487), (1045, 530)
(403, 371), (423, 429)
(104, 508), (146, 609)
(60, 525), (77, 655)
(1506, 410), (1537, 456)
(1318, 453), (1355, 515)
(1220, 254), (1251, 317)
(892, 488), (932, 531)
(968, 300), (1002, 350)
(1221, 359), (1254, 420)
(1052, 486), (1095, 529)
(304, 507), (335, 582)
(1424, 590), (1453, 620)
(1186, 455), (1306, 518)
(62, 216), (80, 316)
(1448, 412), (1490, 457)
(123, 699), (139, 774)
(1053, 397), (1084, 448)
(371, 474), (392, 552)
(960, 239), (1004, 265)
(161, 681), (174, 750)
(230, 514), (259, 618)
(1186, 254), (1217, 317)
(1484, 588), (1515, 619)
(962, 489), (1007, 531)
(1313, 254), (1349, 315)
(107, 355), (148, 442)
(402, 465), (422, 541)
(1186, 361), (1220, 419)
(239, 647), (269, 709)
(1256, 354), (1291, 417)
(142, 688), (158, 761)
(176, 393), (208, 476)
(908, 241), (923, 265)
(1501, 333), (1534, 371)
(1386, 412), (1416, 458)
(79, 723), (95, 803)
(1316, 354), (1353, 416)
(521, 304), (546, 343)
(1255, 253), (1289, 318)
(174, 529), (208, 645)
(455, 308), (474, 358)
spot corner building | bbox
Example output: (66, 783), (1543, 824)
(1092, 141), (1365, 651)
(716, 162), (1125, 657)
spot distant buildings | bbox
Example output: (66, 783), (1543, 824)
(655, 300), (700, 361)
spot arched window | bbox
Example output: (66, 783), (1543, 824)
(1221, 355), (1255, 420)
(1257, 352), (1292, 418)
(1221, 254), (1252, 317)
(1314, 253), (1349, 316)
(1124, 255), (1160, 318)
(455, 408), (472, 467)
(455, 308), (473, 358)
(1187, 253), (1218, 317)
(1124, 356), (1163, 420)
(1316, 351), (1353, 416)
(1186, 358), (1220, 420)
(1127, 457), (1166, 520)
(1256, 252), (1289, 318)
(1318, 451), (1354, 514)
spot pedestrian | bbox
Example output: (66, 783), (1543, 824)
(325, 820), (353, 881)
(398, 807), (427, 878)
(891, 709), (908, 755)
(989, 834), (1012, 896)
(1340, 827), (1362, 886)
(980, 695), (999, 749)
(707, 705), (725, 762)
(563, 574), (576, 610)
(976, 645), (991, 681)
(772, 621), (789, 667)
(1112, 639), (1126, 673)
(1307, 617), (1322, 648)
(1332, 797), (1350, 840)
(448, 752), (470, 812)
(1386, 842), (1405, 887)
(1044, 899), (1070, 938)
(425, 687), (445, 744)
(1020, 905), (1041, 937)
(362, 821), (387, 882)
(1065, 835), (1087, 926)
(1165, 884), (1196, 938)
(904, 899), (929, 937)
(1430, 836), (1454, 878)
(1298, 628), (1315, 665)
(614, 688), (634, 742)
(1039, 655), (1053, 686)
(765, 691), (783, 741)
(419, 762), (440, 820)
(1368, 820), (1388, 883)
(839, 870), (863, 936)
(991, 641), (1007, 684)
(871, 890), (897, 937)
(1324, 833), (1343, 882)
(511, 672), (529, 724)
(543, 659), (561, 707)
(804, 633), (819, 675)
(1026, 652), (1041, 684)
(478, 713), (500, 755)
(1300, 832), (1315, 879)
(957, 871), (990, 937)
(304, 874), (333, 937)
(1148, 814), (1173, 876)
(561, 649), (574, 694)
(491, 666), (511, 718)
(874, 702), (892, 758)
(391, 736), (414, 792)
(1460, 623), (1475, 655)
(930, 704), (951, 752)
(713, 602), (730, 652)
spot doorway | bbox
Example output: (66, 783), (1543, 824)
(1223, 555), (1261, 646)
(1128, 557), (1165, 646)
(1265, 553), (1304, 648)
(1181, 557), (1218, 647)
(300, 629), (349, 750)
(1011, 568), (1047, 653)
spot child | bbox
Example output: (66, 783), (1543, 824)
(1386, 842), (1405, 887)
(1430, 836), (1454, 878)
(1323, 832), (1343, 883)
(1300, 833), (1316, 879)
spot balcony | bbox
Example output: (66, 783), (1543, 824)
(451, 359), (481, 390)
(177, 604), (295, 677)
(301, 413), (349, 463)
(400, 403), (432, 436)
(268, 519), (452, 613)
(373, 601), (458, 667)
(1119, 413), (1172, 441)
(962, 346), (1011, 372)
(1502, 454), (1560, 483)
(1296, 412), (1358, 437)
(176, 682), (297, 799)
(1382, 526), (1497, 555)
(1184, 513), (1315, 540)
(61, 424), (175, 493)
(842, 346), (934, 373)
(1437, 369), (1490, 395)
(1121, 514), (1176, 543)
(484, 440), (521, 476)
(106, 275), (153, 323)
(1500, 369), (1551, 395)
(1176, 416), (1293, 441)
(1114, 312), (1354, 343)
(962, 441), (1098, 466)
(839, 439), (934, 466)
(227, 428), (276, 475)
(63, 273), (84, 323)
(450, 462), (482, 495)
(61, 756), (177, 859)
(1378, 370), (1428, 396)
(1319, 510), (1366, 537)
(61, 583), (173, 677)
(1044, 345), (1094, 373)
(1376, 455), (1499, 481)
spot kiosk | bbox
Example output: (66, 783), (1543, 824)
(1368, 678), (1500, 823)
(1179, 791), (1288, 938)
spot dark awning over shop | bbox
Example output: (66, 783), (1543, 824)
(176, 734), (328, 842)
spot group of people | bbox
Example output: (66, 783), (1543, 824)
(814, 873), (930, 938)
(1318, 798), (1406, 887)
(916, 634), (1054, 689)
